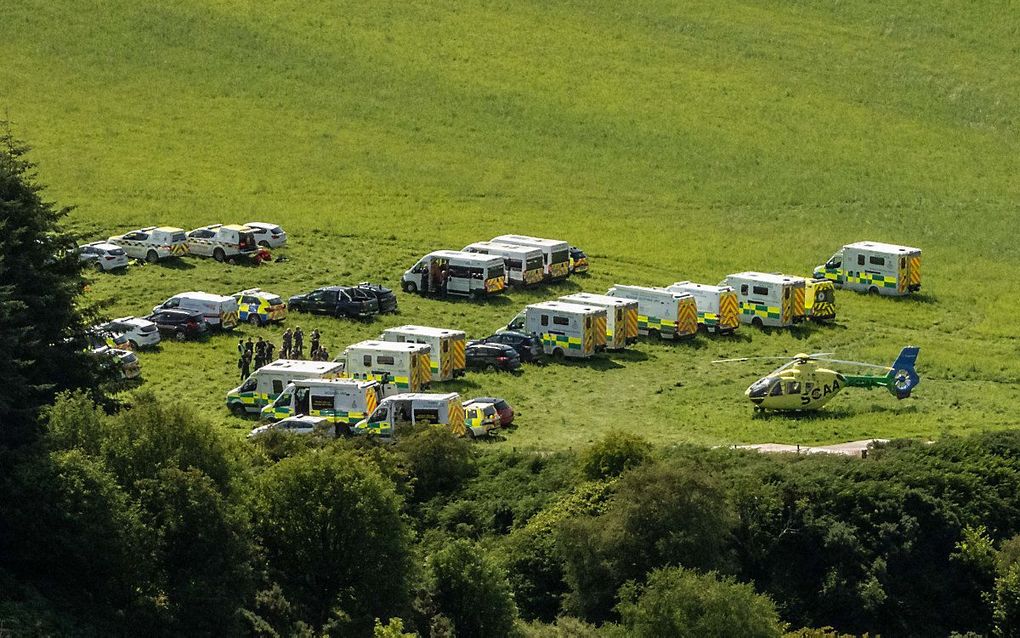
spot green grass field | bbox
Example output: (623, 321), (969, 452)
(3, 0), (1018, 449)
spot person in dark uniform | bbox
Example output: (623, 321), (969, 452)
(281, 328), (293, 359)
(265, 341), (276, 364)
(293, 327), (304, 359)
(238, 351), (251, 380)
(237, 338), (245, 355)
(254, 337), (266, 368)
(245, 337), (254, 357)
(310, 329), (320, 359)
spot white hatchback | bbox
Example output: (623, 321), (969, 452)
(79, 242), (129, 271)
(244, 222), (287, 248)
(100, 316), (162, 349)
(247, 415), (329, 439)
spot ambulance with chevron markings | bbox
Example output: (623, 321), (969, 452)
(490, 234), (571, 281)
(108, 226), (188, 262)
(337, 340), (432, 396)
(721, 272), (805, 328)
(663, 282), (739, 335)
(814, 241), (921, 297)
(462, 241), (545, 287)
(380, 325), (467, 382)
(558, 292), (638, 350)
(802, 278), (837, 323)
(508, 301), (606, 359)
(259, 378), (380, 434)
(605, 285), (698, 340)
(226, 359), (344, 416)
(354, 392), (467, 438)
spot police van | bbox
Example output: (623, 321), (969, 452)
(605, 285), (698, 340)
(814, 241), (922, 296)
(490, 235), (571, 281)
(337, 340), (432, 395)
(353, 392), (466, 438)
(108, 226), (189, 262)
(721, 272), (805, 328)
(401, 250), (507, 297)
(226, 359), (344, 416)
(508, 301), (607, 359)
(462, 241), (545, 287)
(152, 292), (240, 330)
(380, 325), (467, 382)
(260, 378), (381, 434)
(185, 224), (258, 262)
(231, 288), (287, 326)
(559, 293), (638, 350)
(663, 282), (740, 335)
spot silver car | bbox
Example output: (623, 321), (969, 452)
(79, 241), (129, 271)
(248, 415), (329, 439)
(244, 222), (287, 248)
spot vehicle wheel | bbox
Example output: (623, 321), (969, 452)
(93, 261), (104, 272)
(128, 339), (139, 350)
(466, 429), (477, 440)
(248, 314), (262, 326)
(259, 240), (270, 248)
(751, 317), (764, 329)
(213, 248), (226, 262)
(648, 329), (661, 340)
(402, 281), (418, 293)
(553, 348), (565, 361)
(868, 286), (880, 296)
(229, 403), (247, 417)
(146, 250), (159, 263)
(487, 363), (498, 372)
(174, 331), (187, 342)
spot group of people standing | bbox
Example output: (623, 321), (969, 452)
(236, 327), (330, 379)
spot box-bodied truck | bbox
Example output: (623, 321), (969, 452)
(605, 285), (698, 340)
(814, 241), (921, 297)
(663, 282), (739, 335)
(226, 359), (344, 416)
(721, 272), (805, 329)
(354, 392), (467, 437)
(380, 325), (467, 382)
(260, 378), (381, 436)
(508, 301), (607, 359)
(337, 340), (432, 395)
(559, 292), (638, 350)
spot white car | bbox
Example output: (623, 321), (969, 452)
(247, 415), (329, 439)
(99, 316), (161, 349)
(244, 222), (287, 248)
(79, 241), (129, 271)
(186, 224), (258, 261)
(92, 346), (141, 380)
(108, 226), (188, 262)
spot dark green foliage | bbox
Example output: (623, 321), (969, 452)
(396, 425), (476, 503)
(994, 564), (1020, 638)
(577, 431), (652, 481)
(616, 567), (784, 638)
(0, 126), (104, 446)
(250, 447), (412, 635)
(425, 540), (518, 638)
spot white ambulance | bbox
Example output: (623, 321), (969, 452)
(559, 292), (638, 350)
(380, 325), (467, 382)
(260, 378), (381, 434)
(490, 234), (571, 280)
(108, 226), (189, 262)
(721, 272), (805, 328)
(605, 285), (698, 340)
(152, 292), (240, 330)
(337, 340), (432, 395)
(462, 241), (545, 287)
(401, 250), (507, 297)
(814, 241), (922, 296)
(507, 301), (607, 359)
(185, 224), (258, 261)
(353, 392), (467, 438)
(663, 282), (740, 335)
(225, 359), (344, 416)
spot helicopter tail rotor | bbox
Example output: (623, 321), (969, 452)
(887, 346), (921, 399)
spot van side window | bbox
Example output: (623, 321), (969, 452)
(540, 315), (549, 326)
(741, 284), (748, 295)
(507, 259), (522, 270)
(363, 355), (372, 367)
(869, 256), (886, 266)
(858, 254), (866, 266)
(377, 355), (395, 365)
(553, 316), (569, 326)
(752, 285), (769, 296)
(413, 408), (440, 424)
(272, 380), (284, 394)
(311, 395), (333, 411)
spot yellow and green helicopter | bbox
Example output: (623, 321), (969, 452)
(715, 346), (920, 412)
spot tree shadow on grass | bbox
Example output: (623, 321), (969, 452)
(152, 257), (195, 270)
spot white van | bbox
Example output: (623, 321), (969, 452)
(401, 250), (507, 297)
(490, 234), (570, 280)
(153, 292), (240, 330)
(663, 282), (740, 335)
(463, 241), (545, 287)
(380, 325), (467, 382)
(605, 285), (698, 340)
(721, 272), (805, 328)
(260, 378), (381, 434)
(814, 241), (922, 296)
(338, 340), (432, 395)
(226, 359), (344, 416)
(507, 301), (607, 359)
(559, 293), (639, 350)
(354, 392), (467, 438)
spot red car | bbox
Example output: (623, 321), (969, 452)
(465, 397), (514, 427)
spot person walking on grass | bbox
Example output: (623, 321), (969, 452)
(238, 351), (251, 380)
(310, 329), (321, 359)
(293, 326), (304, 359)
(281, 328), (293, 359)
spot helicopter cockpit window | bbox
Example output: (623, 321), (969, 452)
(786, 381), (801, 394)
(769, 382), (784, 397)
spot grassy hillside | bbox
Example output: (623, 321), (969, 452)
(2, 0), (1018, 449)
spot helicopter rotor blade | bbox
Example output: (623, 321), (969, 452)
(814, 358), (892, 371)
(713, 356), (794, 363)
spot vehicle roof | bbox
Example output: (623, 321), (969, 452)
(464, 401), (496, 410)
(244, 221), (280, 229)
(609, 284), (693, 298)
(383, 325), (466, 338)
(561, 292), (635, 307)
(314, 285), (358, 292)
(464, 241), (542, 255)
(84, 241), (123, 250)
(155, 308), (203, 317)
(666, 281), (733, 293)
(382, 392), (459, 402)
(725, 272), (805, 285)
(286, 377), (378, 390)
(426, 250), (505, 264)
(491, 234), (569, 249)
(152, 226), (185, 233)
(467, 396), (507, 405)
(845, 240), (921, 253)
(492, 330), (533, 338)
(527, 300), (605, 314)
(259, 359), (344, 374)
(276, 415), (328, 425)
(111, 316), (150, 324)
(171, 291), (235, 302)
(346, 340), (431, 353)
(236, 288), (280, 299)
(468, 341), (516, 351)
(222, 224), (251, 232)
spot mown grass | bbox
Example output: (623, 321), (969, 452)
(2, 0), (1018, 449)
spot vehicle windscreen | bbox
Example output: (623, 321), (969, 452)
(269, 226), (282, 234)
(488, 264), (505, 280)
(526, 256), (544, 270)
(267, 296), (283, 306)
(109, 248), (126, 256)
(551, 249), (569, 264)
(171, 233), (186, 243)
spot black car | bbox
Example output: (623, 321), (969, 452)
(145, 309), (209, 341)
(465, 342), (522, 372)
(356, 282), (399, 313)
(288, 286), (379, 318)
(479, 331), (543, 362)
